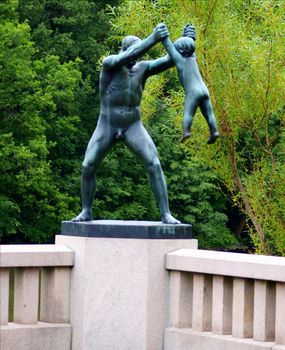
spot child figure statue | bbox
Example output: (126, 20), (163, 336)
(163, 24), (219, 143)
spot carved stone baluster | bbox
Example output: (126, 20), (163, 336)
(212, 275), (233, 334)
(14, 267), (39, 324)
(169, 271), (193, 328)
(40, 267), (71, 323)
(253, 280), (276, 341)
(0, 268), (9, 325)
(232, 277), (254, 338)
(192, 273), (212, 331)
(276, 282), (285, 345)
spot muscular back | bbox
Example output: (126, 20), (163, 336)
(177, 56), (209, 98)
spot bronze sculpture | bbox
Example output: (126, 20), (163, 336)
(163, 25), (219, 143)
(72, 23), (197, 224)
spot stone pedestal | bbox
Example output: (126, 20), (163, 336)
(56, 220), (196, 350)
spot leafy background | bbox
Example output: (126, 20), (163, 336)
(1, 0), (284, 254)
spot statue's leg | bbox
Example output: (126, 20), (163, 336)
(200, 98), (219, 144)
(181, 96), (199, 142)
(72, 121), (115, 221)
(124, 121), (180, 224)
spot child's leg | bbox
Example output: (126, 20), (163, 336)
(200, 98), (219, 144)
(181, 96), (199, 142)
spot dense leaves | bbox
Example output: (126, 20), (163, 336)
(111, 0), (285, 254)
(2, 0), (283, 254)
(0, 10), (83, 242)
(0, 0), (116, 242)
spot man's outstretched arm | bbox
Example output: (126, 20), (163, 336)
(145, 55), (174, 77)
(103, 23), (168, 70)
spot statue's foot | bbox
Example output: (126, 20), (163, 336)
(162, 213), (181, 225)
(207, 131), (219, 144)
(180, 130), (191, 143)
(71, 209), (92, 222)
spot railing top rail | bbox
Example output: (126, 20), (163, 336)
(166, 249), (285, 282)
(0, 244), (74, 267)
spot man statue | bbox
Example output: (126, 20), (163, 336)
(72, 23), (196, 224)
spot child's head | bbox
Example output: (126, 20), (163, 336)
(174, 37), (195, 57)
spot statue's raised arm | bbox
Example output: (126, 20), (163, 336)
(102, 23), (169, 71)
(182, 23), (197, 40)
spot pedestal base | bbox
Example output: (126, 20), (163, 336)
(61, 220), (192, 239)
(57, 221), (196, 350)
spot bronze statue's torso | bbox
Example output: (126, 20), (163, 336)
(99, 62), (147, 128)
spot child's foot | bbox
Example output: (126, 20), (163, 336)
(180, 130), (191, 143)
(207, 131), (219, 144)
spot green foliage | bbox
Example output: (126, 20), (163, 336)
(2, 0), (283, 254)
(196, 0), (285, 255)
(0, 4), (85, 242)
(151, 117), (239, 250)
(111, 0), (285, 254)
(18, 0), (121, 81)
(0, 0), (240, 249)
(93, 144), (159, 221)
(85, 119), (239, 250)
(0, 0), (124, 243)
(0, 0), (18, 21)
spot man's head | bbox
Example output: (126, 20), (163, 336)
(120, 35), (142, 67)
(120, 35), (142, 52)
(174, 37), (195, 57)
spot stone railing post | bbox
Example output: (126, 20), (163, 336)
(14, 267), (40, 324)
(58, 220), (197, 350)
(40, 267), (71, 323)
(168, 271), (193, 328)
(275, 282), (285, 346)
(253, 280), (276, 341)
(212, 275), (233, 335)
(192, 273), (212, 332)
(0, 268), (9, 325)
(232, 277), (254, 338)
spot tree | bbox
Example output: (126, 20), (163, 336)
(109, 0), (285, 254)
(2, 0), (283, 253)
(0, 1), (88, 242)
(149, 114), (239, 250)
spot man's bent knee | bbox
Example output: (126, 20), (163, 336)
(82, 164), (95, 178)
(146, 158), (162, 174)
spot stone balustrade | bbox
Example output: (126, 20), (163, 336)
(0, 244), (74, 350)
(2, 242), (285, 350)
(165, 249), (285, 350)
